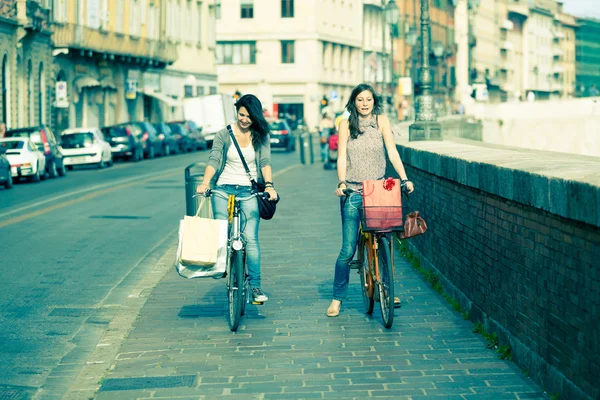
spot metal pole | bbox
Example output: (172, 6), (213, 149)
(390, 27), (394, 117)
(382, 0), (387, 107)
(408, 0), (442, 141)
(412, 0), (417, 121)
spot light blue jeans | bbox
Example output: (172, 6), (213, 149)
(333, 193), (363, 301)
(212, 184), (261, 288)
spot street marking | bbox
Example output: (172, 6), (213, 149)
(0, 166), (184, 219)
(0, 170), (180, 228)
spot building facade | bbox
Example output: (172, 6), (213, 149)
(216, 0), (363, 130)
(559, 12), (577, 98)
(0, 0), (53, 130)
(143, 0), (218, 122)
(575, 17), (600, 97)
(50, 0), (178, 132)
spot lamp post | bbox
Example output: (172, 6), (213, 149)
(405, 28), (417, 120)
(384, 1), (400, 117)
(409, 0), (442, 141)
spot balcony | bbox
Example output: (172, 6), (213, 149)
(553, 64), (564, 74)
(53, 23), (178, 65)
(362, 0), (383, 8)
(500, 41), (513, 51)
(1, 0), (49, 30)
(501, 20), (514, 30)
(552, 46), (564, 58)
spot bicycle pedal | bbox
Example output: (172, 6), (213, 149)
(349, 260), (361, 269)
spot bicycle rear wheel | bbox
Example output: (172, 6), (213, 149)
(358, 234), (374, 314)
(377, 235), (394, 329)
(228, 250), (244, 331)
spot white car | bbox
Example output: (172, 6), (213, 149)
(60, 128), (113, 169)
(0, 137), (47, 182)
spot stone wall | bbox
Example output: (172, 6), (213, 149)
(392, 139), (600, 400)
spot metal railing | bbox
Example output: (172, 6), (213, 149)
(0, 0), (16, 19)
(52, 23), (178, 64)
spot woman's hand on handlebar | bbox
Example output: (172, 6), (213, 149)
(404, 181), (415, 194)
(265, 187), (278, 202)
(196, 183), (210, 195)
(335, 183), (347, 197)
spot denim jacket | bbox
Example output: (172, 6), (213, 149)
(207, 126), (272, 186)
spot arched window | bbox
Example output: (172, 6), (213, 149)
(16, 55), (23, 127)
(1, 54), (10, 128)
(39, 62), (46, 124)
(27, 59), (33, 126)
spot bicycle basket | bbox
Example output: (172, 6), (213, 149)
(361, 178), (403, 231)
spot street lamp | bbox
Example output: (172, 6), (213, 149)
(409, 0), (442, 141)
(384, 1), (400, 116)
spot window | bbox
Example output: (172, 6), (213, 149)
(216, 42), (256, 64)
(197, 5), (202, 45)
(215, 0), (221, 19)
(241, 0), (253, 18)
(281, 40), (295, 64)
(281, 0), (293, 18)
(208, 3), (216, 47)
(184, 85), (194, 97)
(209, 86), (217, 95)
(197, 86), (205, 96)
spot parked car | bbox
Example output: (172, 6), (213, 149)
(153, 123), (179, 155)
(130, 122), (163, 158)
(268, 119), (296, 152)
(4, 125), (66, 177)
(0, 137), (47, 183)
(101, 123), (143, 162)
(0, 145), (13, 189)
(60, 128), (113, 169)
(166, 122), (196, 153)
(169, 120), (207, 150)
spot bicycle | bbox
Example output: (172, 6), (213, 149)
(344, 183), (408, 329)
(195, 189), (271, 331)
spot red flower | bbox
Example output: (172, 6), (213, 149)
(383, 177), (395, 191)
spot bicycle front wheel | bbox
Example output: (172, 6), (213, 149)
(358, 234), (374, 314)
(228, 250), (244, 331)
(377, 235), (394, 329)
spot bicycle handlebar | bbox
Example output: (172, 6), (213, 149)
(343, 181), (409, 197)
(193, 189), (271, 202)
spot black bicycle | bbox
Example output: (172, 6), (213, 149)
(198, 189), (271, 331)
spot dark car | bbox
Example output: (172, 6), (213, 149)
(0, 146), (12, 189)
(169, 120), (207, 150)
(130, 122), (163, 158)
(4, 125), (67, 177)
(153, 123), (179, 155)
(268, 119), (295, 152)
(166, 122), (196, 153)
(101, 123), (143, 162)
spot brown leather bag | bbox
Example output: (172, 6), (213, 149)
(400, 212), (427, 239)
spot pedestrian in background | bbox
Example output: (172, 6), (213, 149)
(196, 94), (278, 303)
(318, 113), (334, 163)
(0, 121), (6, 138)
(327, 83), (414, 317)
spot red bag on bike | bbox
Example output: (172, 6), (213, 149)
(362, 178), (403, 231)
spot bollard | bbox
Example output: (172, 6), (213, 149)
(184, 162), (208, 216)
(299, 134), (306, 164)
(308, 133), (314, 164)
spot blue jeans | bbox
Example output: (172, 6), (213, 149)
(212, 184), (262, 288)
(333, 193), (363, 301)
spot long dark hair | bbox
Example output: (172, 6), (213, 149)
(344, 83), (383, 139)
(235, 94), (270, 149)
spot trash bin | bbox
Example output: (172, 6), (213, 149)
(185, 162), (208, 216)
(299, 133), (314, 165)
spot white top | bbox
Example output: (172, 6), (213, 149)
(216, 139), (257, 186)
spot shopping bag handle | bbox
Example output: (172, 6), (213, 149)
(195, 197), (209, 217)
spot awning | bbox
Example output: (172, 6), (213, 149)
(99, 76), (117, 90)
(138, 88), (182, 107)
(74, 76), (100, 93)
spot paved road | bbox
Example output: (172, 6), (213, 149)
(0, 147), (301, 400)
(56, 157), (547, 399)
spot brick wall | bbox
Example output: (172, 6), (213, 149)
(392, 142), (600, 400)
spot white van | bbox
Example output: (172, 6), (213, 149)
(183, 94), (236, 147)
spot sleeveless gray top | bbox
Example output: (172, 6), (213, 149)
(345, 117), (386, 188)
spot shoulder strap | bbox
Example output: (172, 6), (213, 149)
(226, 124), (255, 183)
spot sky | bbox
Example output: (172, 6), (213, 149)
(559, 0), (600, 19)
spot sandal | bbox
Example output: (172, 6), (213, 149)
(327, 300), (342, 317)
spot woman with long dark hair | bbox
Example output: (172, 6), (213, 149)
(197, 94), (278, 302)
(327, 83), (414, 317)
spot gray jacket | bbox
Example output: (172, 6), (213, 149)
(207, 126), (272, 186)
